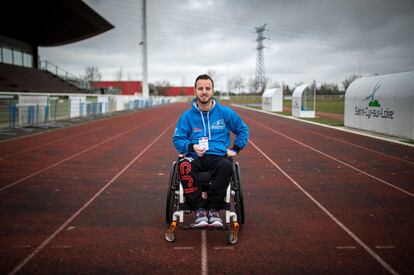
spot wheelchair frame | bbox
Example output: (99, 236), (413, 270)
(164, 157), (244, 245)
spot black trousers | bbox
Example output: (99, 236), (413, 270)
(178, 155), (233, 211)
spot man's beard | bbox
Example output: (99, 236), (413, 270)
(196, 95), (211, 105)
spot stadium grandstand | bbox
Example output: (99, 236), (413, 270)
(0, 0), (113, 94)
(0, 0), (173, 134)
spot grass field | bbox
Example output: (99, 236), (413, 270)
(282, 100), (344, 114)
(227, 95), (345, 126)
(227, 95), (344, 113)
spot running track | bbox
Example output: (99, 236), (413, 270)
(0, 103), (413, 274)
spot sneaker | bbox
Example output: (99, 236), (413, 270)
(208, 210), (223, 227)
(194, 209), (209, 227)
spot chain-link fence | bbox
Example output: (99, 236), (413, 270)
(0, 92), (175, 130)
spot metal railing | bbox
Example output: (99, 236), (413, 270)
(39, 60), (89, 90)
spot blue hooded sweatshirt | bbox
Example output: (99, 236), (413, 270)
(173, 98), (249, 157)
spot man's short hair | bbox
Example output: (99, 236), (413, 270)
(194, 74), (214, 90)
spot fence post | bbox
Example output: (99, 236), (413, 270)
(68, 98), (71, 120)
(11, 104), (17, 128)
(54, 98), (58, 122)
(27, 106), (32, 125)
(45, 97), (50, 124)
(35, 104), (39, 125)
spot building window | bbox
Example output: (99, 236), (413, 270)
(13, 50), (23, 66)
(23, 52), (32, 67)
(1, 46), (33, 68)
(2, 47), (13, 64)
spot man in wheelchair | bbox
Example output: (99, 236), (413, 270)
(172, 74), (248, 228)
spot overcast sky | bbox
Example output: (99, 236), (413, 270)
(39, 0), (414, 91)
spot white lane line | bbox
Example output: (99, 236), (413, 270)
(236, 104), (414, 148)
(201, 230), (208, 275)
(249, 139), (399, 275)
(174, 246), (194, 250)
(0, 117), (156, 192)
(0, 109), (149, 160)
(8, 124), (174, 275)
(0, 126), (105, 160)
(298, 127), (414, 166)
(251, 112), (414, 166)
(248, 118), (414, 198)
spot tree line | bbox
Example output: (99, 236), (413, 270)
(82, 66), (361, 96)
(224, 74), (361, 96)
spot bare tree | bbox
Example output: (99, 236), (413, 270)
(83, 66), (102, 82)
(247, 78), (256, 94)
(206, 69), (218, 81)
(342, 74), (361, 92)
(319, 83), (340, 94)
(294, 81), (304, 88)
(283, 83), (293, 95)
(153, 80), (171, 95)
(229, 75), (245, 94)
(114, 67), (124, 82)
(268, 79), (281, 89)
(155, 80), (171, 87)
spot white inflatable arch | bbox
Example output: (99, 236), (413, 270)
(292, 84), (315, 118)
(345, 71), (414, 140)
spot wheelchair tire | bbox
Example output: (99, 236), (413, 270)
(234, 162), (245, 224)
(165, 161), (178, 224)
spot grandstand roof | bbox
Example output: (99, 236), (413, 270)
(0, 0), (113, 47)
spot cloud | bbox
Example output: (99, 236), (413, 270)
(39, 0), (414, 88)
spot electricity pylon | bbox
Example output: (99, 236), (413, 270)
(255, 24), (267, 94)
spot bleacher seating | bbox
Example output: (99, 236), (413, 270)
(0, 63), (84, 94)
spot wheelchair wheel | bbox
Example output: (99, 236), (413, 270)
(165, 161), (178, 224)
(233, 162), (245, 224)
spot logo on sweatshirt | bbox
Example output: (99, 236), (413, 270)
(192, 127), (202, 132)
(211, 119), (225, 130)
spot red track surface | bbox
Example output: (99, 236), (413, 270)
(1, 103), (413, 274)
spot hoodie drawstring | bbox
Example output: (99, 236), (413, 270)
(194, 100), (214, 140)
(199, 110), (211, 140)
(207, 111), (211, 139)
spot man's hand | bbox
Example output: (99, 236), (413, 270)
(193, 144), (207, 157)
(226, 148), (237, 157)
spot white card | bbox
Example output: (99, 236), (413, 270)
(198, 137), (209, 150)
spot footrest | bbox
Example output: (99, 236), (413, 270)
(180, 223), (227, 231)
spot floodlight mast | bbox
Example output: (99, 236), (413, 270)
(255, 23), (267, 94)
(142, 0), (149, 98)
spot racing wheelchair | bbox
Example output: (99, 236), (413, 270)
(164, 155), (245, 245)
